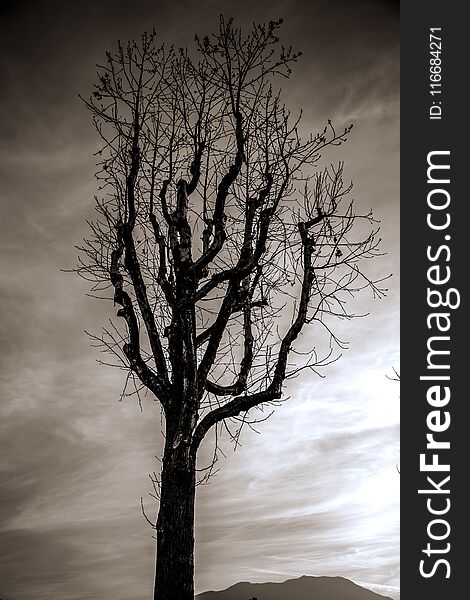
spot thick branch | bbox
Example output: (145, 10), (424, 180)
(204, 279), (254, 396)
(121, 225), (171, 387)
(192, 220), (315, 449)
(193, 112), (245, 276)
(195, 174), (273, 301)
(186, 142), (206, 195)
(148, 214), (175, 306)
(121, 112), (171, 385)
(110, 241), (170, 406)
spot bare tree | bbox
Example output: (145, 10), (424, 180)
(77, 17), (385, 600)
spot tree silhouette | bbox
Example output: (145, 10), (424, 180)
(77, 17), (385, 600)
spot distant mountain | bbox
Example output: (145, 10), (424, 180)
(196, 575), (394, 600)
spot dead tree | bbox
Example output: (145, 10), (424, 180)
(77, 17), (385, 600)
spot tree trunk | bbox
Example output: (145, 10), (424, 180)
(154, 439), (196, 600)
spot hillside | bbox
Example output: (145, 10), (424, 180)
(196, 575), (394, 600)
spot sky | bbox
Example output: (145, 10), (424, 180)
(0, 1), (399, 599)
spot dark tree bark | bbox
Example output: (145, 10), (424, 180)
(77, 17), (386, 600)
(155, 437), (197, 600)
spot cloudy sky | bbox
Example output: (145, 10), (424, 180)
(0, 1), (399, 599)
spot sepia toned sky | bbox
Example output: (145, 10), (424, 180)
(0, 1), (399, 599)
